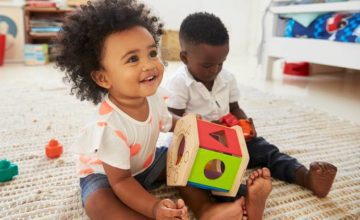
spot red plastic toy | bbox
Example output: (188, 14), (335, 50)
(45, 139), (63, 159)
(219, 113), (238, 127)
(283, 62), (310, 77)
(220, 113), (254, 141)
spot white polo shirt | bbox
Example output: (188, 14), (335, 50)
(165, 65), (239, 121)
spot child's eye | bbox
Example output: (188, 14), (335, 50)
(127, 55), (139, 63)
(149, 50), (158, 58)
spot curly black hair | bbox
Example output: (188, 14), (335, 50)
(179, 12), (228, 46)
(55, 0), (163, 104)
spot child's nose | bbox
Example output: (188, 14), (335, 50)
(142, 60), (156, 72)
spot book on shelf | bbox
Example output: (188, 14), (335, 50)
(24, 44), (49, 65)
(30, 19), (63, 27)
(29, 32), (58, 37)
(31, 26), (61, 32)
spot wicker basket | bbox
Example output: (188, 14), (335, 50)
(160, 30), (181, 61)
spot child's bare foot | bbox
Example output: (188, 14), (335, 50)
(297, 162), (337, 198)
(199, 197), (245, 220)
(246, 168), (272, 220)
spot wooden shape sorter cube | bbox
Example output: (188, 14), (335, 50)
(167, 114), (249, 197)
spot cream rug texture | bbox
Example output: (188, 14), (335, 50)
(0, 80), (359, 219)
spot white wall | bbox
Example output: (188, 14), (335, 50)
(143, 0), (253, 57)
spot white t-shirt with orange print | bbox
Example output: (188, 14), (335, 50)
(72, 91), (173, 178)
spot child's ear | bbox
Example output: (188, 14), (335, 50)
(180, 51), (188, 64)
(91, 71), (111, 89)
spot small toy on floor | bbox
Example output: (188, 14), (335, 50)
(0, 159), (19, 182)
(45, 139), (63, 159)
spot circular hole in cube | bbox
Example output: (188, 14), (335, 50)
(175, 135), (185, 165)
(204, 159), (225, 180)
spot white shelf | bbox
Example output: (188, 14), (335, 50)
(266, 37), (360, 70)
(270, 1), (360, 14)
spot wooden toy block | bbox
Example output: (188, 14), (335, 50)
(212, 125), (249, 197)
(197, 120), (242, 157)
(167, 114), (250, 197)
(167, 114), (199, 186)
(188, 148), (242, 191)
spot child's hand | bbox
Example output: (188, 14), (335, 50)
(182, 112), (202, 120)
(154, 198), (188, 220)
(247, 118), (257, 138)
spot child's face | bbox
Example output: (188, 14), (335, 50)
(181, 43), (229, 83)
(93, 26), (164, 100)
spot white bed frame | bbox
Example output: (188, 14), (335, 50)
(261, 1), (360, 80)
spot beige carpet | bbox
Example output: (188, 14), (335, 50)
(0, 81), (359, 219)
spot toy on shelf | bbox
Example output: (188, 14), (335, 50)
(220, 113), (254, 141)
(167, 114), (249, 197)
(45, 139), (63, 159)
(0, 159), (19, 182)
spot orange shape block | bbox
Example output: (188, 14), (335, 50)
(45, 139), (63, 159)
(238, 120), (253, 141)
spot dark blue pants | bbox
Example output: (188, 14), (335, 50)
(247, 136), (304, 183)
(214, 136), (304, 202)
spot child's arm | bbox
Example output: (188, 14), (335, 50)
(168, 107), (185, 118)
(167, 107), (202, 132)
(229, 102), (248, 119)
(103, 162), (186, 219)
(168, 107), (183, 132)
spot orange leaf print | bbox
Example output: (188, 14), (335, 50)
(97, 122), (108, 127)
(99, 101), (113, 115)
(79, 168), (95, 175)
(158, 121), (163, 129)
(79, 155), (91, 164)
(130, 144), (141, 156)
(143, 153), (154, 169)
(89, 159), (103, 165)
(115, 130), (128, 145)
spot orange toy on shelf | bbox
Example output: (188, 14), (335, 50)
(45, 139), (63, 159)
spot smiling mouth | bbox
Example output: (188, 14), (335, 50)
(140, 75), (157, 83)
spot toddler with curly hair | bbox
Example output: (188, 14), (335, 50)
(56, 0), (188, 219)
